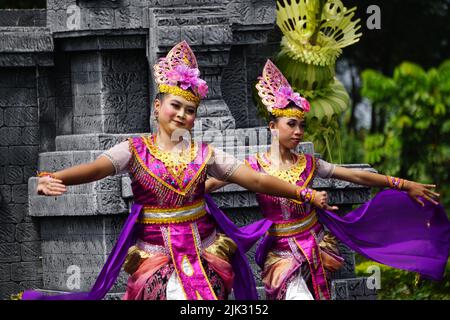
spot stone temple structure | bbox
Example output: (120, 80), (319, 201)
(0, 0), (377, 300)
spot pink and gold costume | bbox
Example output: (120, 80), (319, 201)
(101, 135), (241, 300)
(246, 153), (343, 300)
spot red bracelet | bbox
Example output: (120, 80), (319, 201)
(37, 171), (55, 178)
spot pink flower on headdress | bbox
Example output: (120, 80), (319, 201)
(274, 86), (310, 112)
(165, 64), (208, 98)
(166, 64), (200, 89)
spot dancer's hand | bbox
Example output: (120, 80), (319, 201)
(37, 176), (67, 196)
(404, 181), (440, 206)
(312, 191), (339, 211)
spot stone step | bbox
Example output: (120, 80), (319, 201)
(331, 277), (377, 300)
(38, 150), (104, 171)
(28, 175), (128, 217)
(55, 129), (314, 151)
(27, 278), (376, 300)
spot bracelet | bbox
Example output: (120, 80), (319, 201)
(386, 176), (404, 190)
(37, 171), (55, 178)
(296, 187), (316, 203)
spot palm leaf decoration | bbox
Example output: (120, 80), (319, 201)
(277, 0), (362, 67)
(275, 0), (362, 121)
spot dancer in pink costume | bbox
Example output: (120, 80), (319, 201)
(21, 43), (336, 300)
(206, 60), (449, 300)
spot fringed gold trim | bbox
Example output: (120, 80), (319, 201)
(128, 137), (212, 203)
(256, 153), (307, 185)
(142, 135), (199, 189)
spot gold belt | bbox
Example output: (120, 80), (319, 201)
(138, 200), (207, 224)
(268, 210), (318, 237)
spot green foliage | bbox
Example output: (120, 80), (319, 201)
(355, 256), (450, 300)
(361, 60), (450, 211)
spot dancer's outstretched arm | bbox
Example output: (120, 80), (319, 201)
(37, 156), (115, 196)
(331, 166), (440, 206)
(227, 164), (338, 211)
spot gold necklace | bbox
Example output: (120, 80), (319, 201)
(143, 135), (198, 179)
(257, 152), (306, 185)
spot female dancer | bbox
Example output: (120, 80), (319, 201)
(206, 60), (450, 300)
(21, 42), (336, 301)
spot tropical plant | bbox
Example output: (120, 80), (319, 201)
(361, 60), (450, 210)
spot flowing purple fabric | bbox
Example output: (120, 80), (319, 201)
(204, 194), (272, 300)
(22, 197), (268, 300)
(22, 204), (142, 300)
(317, 190), (450, 281)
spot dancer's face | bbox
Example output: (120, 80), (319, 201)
(269, 115), (305, 150)
(154, 93), (198, 135)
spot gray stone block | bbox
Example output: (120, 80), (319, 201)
(0, 281), (19, 300)
(114, 6), (144, 29)
(0, 203), (27, 224)
(331, 279), (349, 300)
(203, 25), (232, 45)
(95, 176), (121, 193)
(4, 107), (38, 126)
(12, 184), (28, 203)
(39, 121), (56, 152)
(0, 147), (8, 165)
(21, 126), (40, 146)
(0, 223), (15, 242)
(0, 185), (11, 203)
(15, 222), (40, 242)
(73, 94), (102, 116)
(88, 8), (115, 29)
(0, 28), (53, 52)
(23, 165), (37, 182)
(56, 107), (73, 135)
(19, 279), (43, 292)
(157, 26), (181, 46)
(11, 261), (42, 281)
(0, 243), (20, 263)
(96, 192), (128, 215)
(181, 25), (203, 45)
(101, 94), (127, 114)
(0, 264), (11, 281)
(0, 127), (22, 146)
(21, 241), (42, 262)
(29, 193), (98, 217)
(73, 115), (111, 134)
(47, 0), (76, 11)
(38, 97), (56, 122)
(0, 89), (37, 107)
(0, 9), (45, 27)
